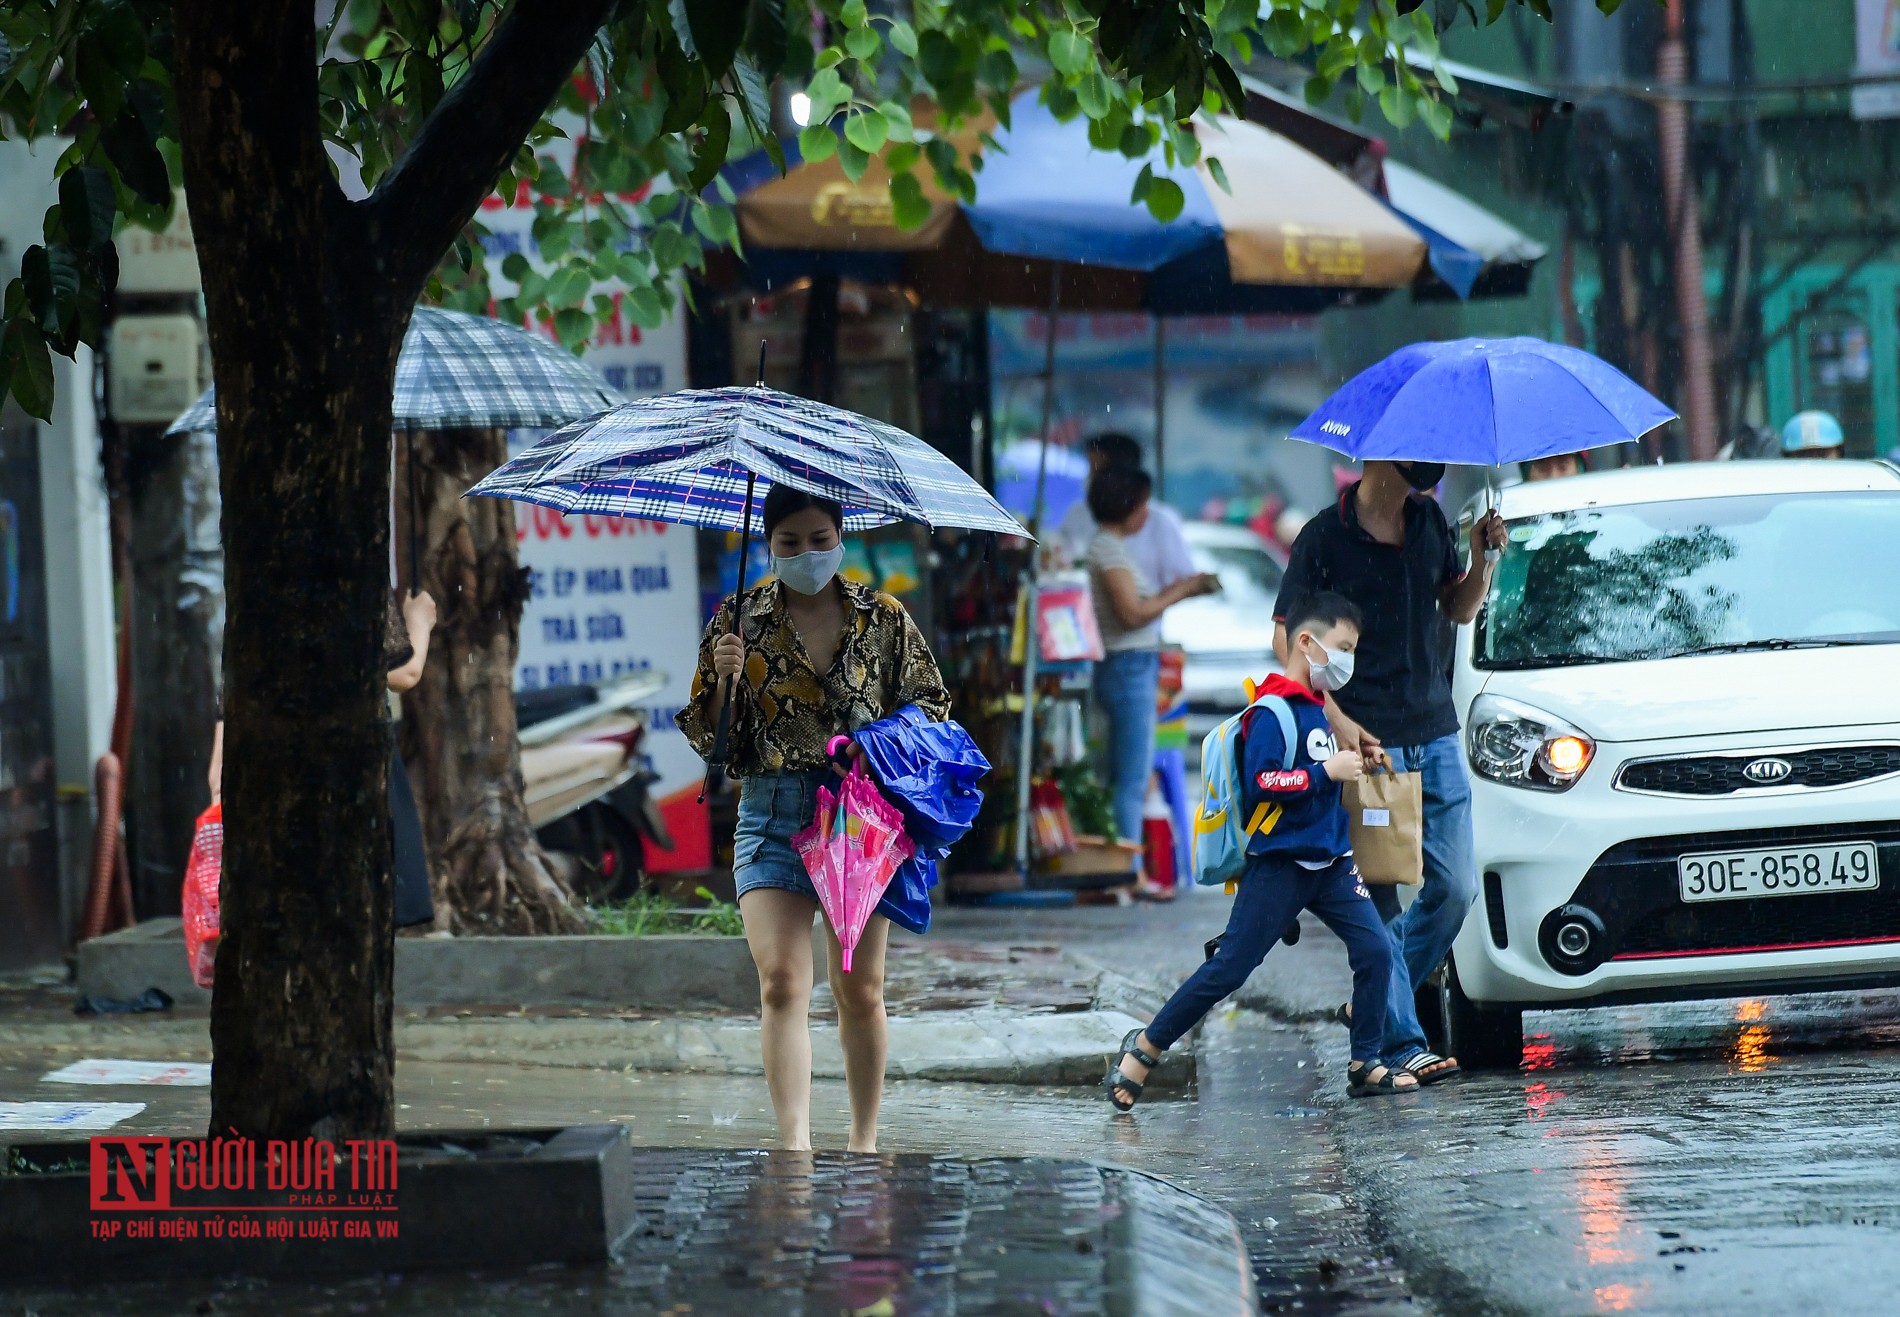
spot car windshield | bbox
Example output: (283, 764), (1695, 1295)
(1477, 491), (1900, 669)
(1189, 541), (1285, 609)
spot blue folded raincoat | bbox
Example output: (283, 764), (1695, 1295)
(852, 705), (989, 935)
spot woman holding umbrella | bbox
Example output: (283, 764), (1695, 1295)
(678, 484), (950, 1154)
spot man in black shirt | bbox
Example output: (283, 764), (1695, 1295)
(1272, 459), (1504, 1083)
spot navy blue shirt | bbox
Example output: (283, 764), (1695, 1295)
(1273, 484), (1465, 748)
(1241, 677), (1351, 865)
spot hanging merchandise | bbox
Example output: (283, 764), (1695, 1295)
(1039, 697), (1088, 768)
(1010, 572), (1104, 666)
(1028, 778), (1078, 858)
(180, 804), (222, 990)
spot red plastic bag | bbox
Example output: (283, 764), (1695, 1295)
(181, 804), (222, 990)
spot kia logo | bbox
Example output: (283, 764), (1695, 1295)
(1742, 757), (1794, 785)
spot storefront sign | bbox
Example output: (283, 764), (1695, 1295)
(1854, 0), (1900, 119)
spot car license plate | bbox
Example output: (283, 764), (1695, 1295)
(1678, 842), (1880, 904)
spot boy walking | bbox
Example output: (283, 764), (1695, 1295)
(1105, 594), (1419, 1109)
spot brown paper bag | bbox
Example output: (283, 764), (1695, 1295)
(1344, 769), (1424, 886)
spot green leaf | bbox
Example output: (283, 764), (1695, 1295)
(101, 103), (170, 206)
(689, 106), (732, 192)
(1316, 36), (1357, 81)
(1418, 96), (1453, 139)
(1048, 29), (1090, 76)
(1357, 61), (1386, 93)
(841, 0), (867, 24)
(836, 135), (871, 182)
(878, 100), (914, 142)
(1264, 9), (1307, 58)
(799, 123), (838, 163)
(1527, 0), (1554, 20)
(1303, 74), (1335, 107)
(501, 252), (533, 283)
(843, 108), (888, 154)
(692, 203), (737, 245)
(1118, 123), (1152, 158)
(889, 172), (929, 231)
(916, 30), (962, 86)
(58, 166), (117, 252)
(546, 265), (591, 308)
(814, 46), (843, 69)
(805, 67), (846, 120)
(1, 319), (55, 421)
(1206, 155), (1230, 195)
(1378, 83), (1414, 128)
(1486, 0), (1508, 20)
(627, 286), (667, 329)
(845, 24), (880, 61)
(20, 244), (80, 338)
(888, 21), (918, 58)
(885, 141), (921, 173)
(1076, 71), (1114, 120)
(1434, 60), (1460, 96)
(553, 307), (593, 349)
(1145, 177), (1185, 224)
(1597, 0), (1627, 12)
(1130, 161), (1154, 205)
(671, 0), (748, 77)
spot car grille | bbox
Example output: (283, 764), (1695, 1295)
(1616, 746), (1900, 796)
(1564, 820), (1900, 961)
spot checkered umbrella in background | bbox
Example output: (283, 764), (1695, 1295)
(164, 305), (625, 437)
(467, 381), (1028, 786)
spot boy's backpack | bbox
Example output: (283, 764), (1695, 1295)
(1191, 690), (1298, 888)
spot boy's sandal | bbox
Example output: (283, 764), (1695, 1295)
(1282, 920), (1302, 946)
(1400, 1051), (1462, 1085)
(1334, 1002), (1352, 1028)
(1103, 1028), (1160, 1113)
(1346, 1062), (1419, 1098)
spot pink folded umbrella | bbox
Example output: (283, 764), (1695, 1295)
(791, 741), (914, 973)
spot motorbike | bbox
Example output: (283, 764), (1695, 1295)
(516, 670), (674, 903)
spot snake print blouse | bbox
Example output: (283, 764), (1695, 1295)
(677, 577), (950, 777)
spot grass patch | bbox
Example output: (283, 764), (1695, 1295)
(588, 887), (745, 937)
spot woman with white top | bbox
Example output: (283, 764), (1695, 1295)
(1082, 465), (1219, 883)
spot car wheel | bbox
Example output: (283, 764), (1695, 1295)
(561, 804), (646, 904)
(1439, 955), (1523, 1072)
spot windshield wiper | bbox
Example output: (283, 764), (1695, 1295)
(1676, 638), (1852, 656)
(1480, 652), (1620, 671)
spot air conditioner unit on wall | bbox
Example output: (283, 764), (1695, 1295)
(108, 314), (201, 425)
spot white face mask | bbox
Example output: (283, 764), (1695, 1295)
(772, 544), (845, 595)
(1304, 637), (1356, 692)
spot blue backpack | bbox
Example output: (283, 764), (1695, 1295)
(1191, 690), (1298, 889)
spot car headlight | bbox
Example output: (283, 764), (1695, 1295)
(1466, 694), (1595, 791)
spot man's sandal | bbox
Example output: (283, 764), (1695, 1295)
(1346, 1061), (1420, 1098)
(1400, 1051), (1462, 1085)
(1104, 1028), (1160, 1113)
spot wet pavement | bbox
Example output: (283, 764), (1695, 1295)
(1329, 988), (1900, 1316)
(38, 895), (1900, 1313)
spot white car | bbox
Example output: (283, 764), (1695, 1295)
(1441, 460), (1900, 1068)
(1161, 520), (1288, 711)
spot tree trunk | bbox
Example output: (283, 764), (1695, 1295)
(176, 6), (401, 1142)
(171, 0), (613, 1141)
(399, 428), (582, 935)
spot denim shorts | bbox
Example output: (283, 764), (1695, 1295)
(733, 769), (832, 904)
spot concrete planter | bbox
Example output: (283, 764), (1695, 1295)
(0, 1126), (636, 1283)
(77, 920), (755, 1012)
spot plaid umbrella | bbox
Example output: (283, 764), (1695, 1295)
(164, 305), (623, 435)
(468, 385), (1025, 537)
(469, 383), (1024, 787)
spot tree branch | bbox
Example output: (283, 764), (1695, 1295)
(365, 0), (615, 305)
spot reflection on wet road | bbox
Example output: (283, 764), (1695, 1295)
(1334, 988), (1900, 1316)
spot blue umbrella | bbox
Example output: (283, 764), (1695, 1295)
(993, 439), (1088, 525)
(468, 379), (1025, 786)
(1288, 337), (1677, 465)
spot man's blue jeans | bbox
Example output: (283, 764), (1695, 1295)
(1092, 648), (1160, 850)
(1366, 734), (1479, 1059)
